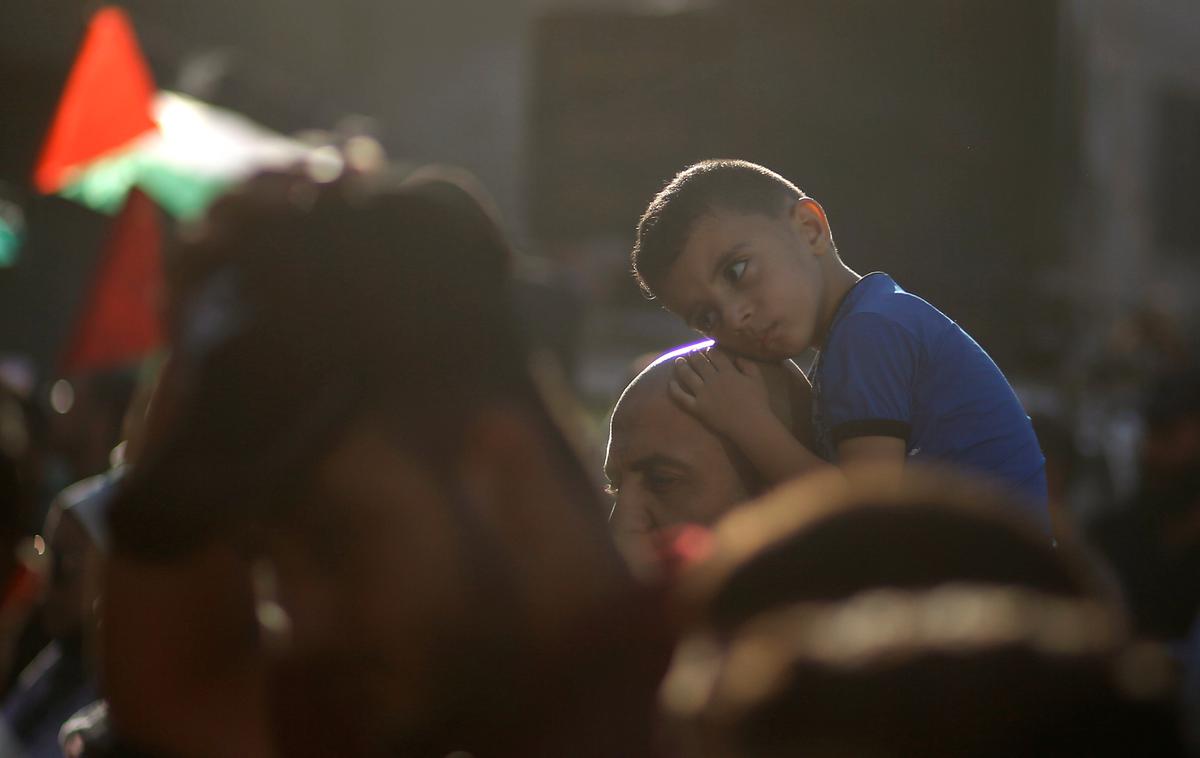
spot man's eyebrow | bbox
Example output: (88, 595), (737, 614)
(630, 453), (691, 473)
(709, 242), (749, 282)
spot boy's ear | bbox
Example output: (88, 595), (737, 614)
(788, 198), (832, 253)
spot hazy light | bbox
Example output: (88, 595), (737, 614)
(647, 339), (715, 371)
(306, 146), (345, 183)
(32, 535), (45, 556)
(154, 92), (211, 150)
(110, 440), (128, 468)
(344, 136), (386, 172)
(251, 559), (293, 652)
(50, 380), (75, 415)
(660, 635), (723, 716)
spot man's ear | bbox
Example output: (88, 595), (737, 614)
(788, 198), (833, 253)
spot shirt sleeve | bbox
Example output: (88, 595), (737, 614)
(821, 312), (918, 445)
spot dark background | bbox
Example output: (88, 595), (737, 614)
(1, 0), (1197, 432)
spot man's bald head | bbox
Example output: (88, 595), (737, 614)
(616, 343), (810, 439)
(605, 342), (812, 560)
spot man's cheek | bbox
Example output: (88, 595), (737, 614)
(611, 527), (657, 574)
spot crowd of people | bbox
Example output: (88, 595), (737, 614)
(0, 158), (1197, 757)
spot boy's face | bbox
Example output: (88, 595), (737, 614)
(658, 204), (827, 360)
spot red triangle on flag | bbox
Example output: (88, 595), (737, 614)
(60, 189), (165, 376)
(34, 6), (158, 194)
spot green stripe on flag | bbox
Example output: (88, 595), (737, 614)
(135, 162), (230, 220)
(57, 148), (143, 215)
(0, 214), (21, 267)
(58, 147), (231, 220)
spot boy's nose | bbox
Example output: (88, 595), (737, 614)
(723, 300), (753, 331)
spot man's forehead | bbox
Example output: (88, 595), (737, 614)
(610, 376), (712, 457)
(612, 366), (674, 428)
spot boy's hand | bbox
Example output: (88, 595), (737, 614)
(669, 348), (772, 437)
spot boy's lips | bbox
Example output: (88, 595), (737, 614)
(756, 322), (778, 351)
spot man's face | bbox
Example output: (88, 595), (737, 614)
(658, 206), (825, 360)
(605, 374), (754, 551)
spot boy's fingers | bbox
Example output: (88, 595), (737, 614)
(668, 380), (698, 412)
(689, 351), (717, 376)
(734, 356), (762, 378)
(707, 349), (735, 372)
(674, 358), (705, 392)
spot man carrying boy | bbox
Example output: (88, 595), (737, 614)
(632, 159), (1048, 529)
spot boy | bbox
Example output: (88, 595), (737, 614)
(632, 159), (1048, 528)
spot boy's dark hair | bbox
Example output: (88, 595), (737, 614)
(632, 159), (807, 298)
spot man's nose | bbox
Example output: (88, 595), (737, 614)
(615, 488), (644, 521)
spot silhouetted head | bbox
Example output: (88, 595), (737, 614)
(662, 468), (1179, 757)
(103, 167), (639, 757)
(678, 467), (1114, 636)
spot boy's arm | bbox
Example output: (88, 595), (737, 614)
(836, 435), (906, 474)
(819, 311), (915, 479)
(722, 407), (831, 483)
(669, 349), (832, 484)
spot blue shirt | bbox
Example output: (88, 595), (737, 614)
(812, 273), (1049, 529)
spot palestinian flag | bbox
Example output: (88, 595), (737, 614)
(59, 90), (314, 220)
(33, 6), (158, 198)
(0, 200), (21, 267)
(36, 6), (313, 221)
(37, 6), (317, 375)
(58, 189), (164, 376)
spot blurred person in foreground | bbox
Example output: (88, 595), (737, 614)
(660, 468), (1185, 756)
(48, 362), (160, 758)
(1, 388), (43, 757)
(100, 167), (663, 758)
(605, 340), (812, 573)
(1, 386), (39, 678)
(4, 371), (125, 757)
(2, 474), (113, 758)
(668, 586), (1183, 757)
(671, 468), (1115, 639)
(1088, 368), (1200, 641)
(41, 371), (137, 520)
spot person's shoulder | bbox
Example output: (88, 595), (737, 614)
(822, 275), (956, 365)
(852, 274), (947, 327)
(819, 311), (921, 380)
(831, 302), (922, 350)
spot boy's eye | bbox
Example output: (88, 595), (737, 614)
(723, 259), (748, 284)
